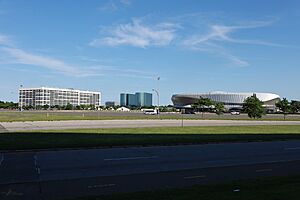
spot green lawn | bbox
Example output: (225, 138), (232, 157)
(41, 125), (300, 134)
(74, 176), (300, 200)
(0, 111), (300, 122)
(0, 111), (152, 122)
(1, 125), (300, 150)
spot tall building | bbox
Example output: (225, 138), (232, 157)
(120, 92), (152, 107)
(136, 92), (153, 107)
(19, 87), (101, 108)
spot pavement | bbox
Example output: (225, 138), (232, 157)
(1, 141), (300, 199)
(1, 119), (300, 132)
(0, 124), (7, 132)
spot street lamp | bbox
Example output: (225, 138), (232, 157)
(152, 88), (160, 118)
(19, 85), (23, 111)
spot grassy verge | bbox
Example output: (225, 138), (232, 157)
(74, 175), (300, 200)
(0, 111), (300, 122)
(1, 125), (300, 150)
(38, 125), (300, 134)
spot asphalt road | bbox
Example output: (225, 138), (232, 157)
(1, 141), (300, 200)
(1, 119), (300, 132)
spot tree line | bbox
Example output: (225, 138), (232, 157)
(20, 103), (96, 110)
(0, 101), (18, 109)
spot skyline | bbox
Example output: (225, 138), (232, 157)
(0, 0), (299, 105)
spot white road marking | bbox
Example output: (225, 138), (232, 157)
(104, 156), (158, 161)
(184, 175), (206, 179)
(255, 168), (273, 173)
(88, 184), (116, 189)
(0, 154), (4, 166)
(285, 147), (300, 150)
(1, 189), (23, 196)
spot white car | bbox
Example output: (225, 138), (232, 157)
(144, 110), (158, 115)
(230, 111), (240, 115)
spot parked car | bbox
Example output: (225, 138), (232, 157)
(143, 109), (158, 115)
(230, 111), (240, 115)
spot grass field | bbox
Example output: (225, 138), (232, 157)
(74, 175), (300, 200)
(0, 111), (300, 122)
(1, 125), (300, 150)
(40, 125), (300, 134)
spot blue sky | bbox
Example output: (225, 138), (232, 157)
(0, 0), (299, 105)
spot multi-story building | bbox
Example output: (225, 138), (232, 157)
(120, 92), (152, 107)
(105, 101), (118, 107)
(19, 87), (101, 108)
(136, 92), (153, 107)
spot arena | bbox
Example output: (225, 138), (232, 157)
(172, 92), (280, 112)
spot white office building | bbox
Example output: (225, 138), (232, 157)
(19, 87), (101, 108)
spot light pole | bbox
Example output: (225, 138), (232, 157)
(152, 76), (160, 118)
(19, 85), (23, 111)
(152, 88), (160, 118)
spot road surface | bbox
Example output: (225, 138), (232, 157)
(1, 141), (300, 199)
(1, 119), (300, 132)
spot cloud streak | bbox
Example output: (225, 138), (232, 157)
(0, 34), (156, 79)
(0, 47), (83, 75)
(98, 0), (118, 12)
(90, 19), (178, 48)
(182, 20), (280, 66)
(0, 34), (13, 46)
(182, 21), (278, 47)
(120, 0), (131, 5)
(98, 0), (132, 12)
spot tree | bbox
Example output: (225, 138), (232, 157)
(43, 104), (49, 110)
(243, 94), (264, 119)
(192, 97), (214, 118)
(276, 98), (291, 120)
(89, 104), (95, 110)
(291, 101), (300, 114)
(65, 103), (73, 110)
(0, 101), (18, 109)
(214, 102), (225, 116)
(75, 105), (81, 110)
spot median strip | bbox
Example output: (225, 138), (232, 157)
(104, 156), (158, 161)
(255, 168), (273, 173)
(184, 175), (206, 179)
(88, 184), (116, 189)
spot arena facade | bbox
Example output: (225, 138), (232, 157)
(171, 92), (280, 112)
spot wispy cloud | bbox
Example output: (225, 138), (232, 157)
(182, 21), (278, 47)
(0, 47), (83, 75)
(0, 34), (13, 46)
(89, 19), (178, 48)
(97, 0), (118, 12)
(98, 0), (132, 12)
(0, 34), (156, 79)
(120, 0), (131, 5)
(182, 20), (280, 66)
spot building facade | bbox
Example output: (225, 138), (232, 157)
(105, 101), (118, 107)
(172, 92), (280, 112)
(120, 92), (152, 107)
(136, 92), (153, 107)
(19, 87), (101, 108)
